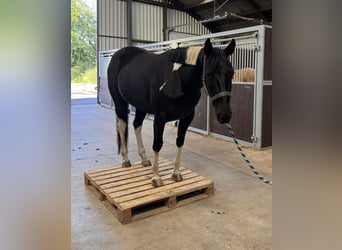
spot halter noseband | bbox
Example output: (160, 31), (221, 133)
(201, 54), (231, 103)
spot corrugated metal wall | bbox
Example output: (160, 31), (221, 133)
(98, 0), (128, 52)
(167, 8), (210, 37)
(132, 2), (163, 43)
(97, 0), (211, 51)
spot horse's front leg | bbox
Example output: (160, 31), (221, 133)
(171, 111), (195, 182)
(151, 115), (166, 187)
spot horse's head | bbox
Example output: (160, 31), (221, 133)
(203, 38), (235, 124)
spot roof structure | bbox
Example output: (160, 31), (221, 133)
(178, 0), (272, 32)
(134, 0), (272, 33)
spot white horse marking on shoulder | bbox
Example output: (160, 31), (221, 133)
(173, 63), (182, 71)
(185, 46), (202, 65)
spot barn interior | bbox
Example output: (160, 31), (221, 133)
(72, 0), (272, 249)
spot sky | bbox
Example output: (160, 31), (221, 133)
(84, 0), (96, 10)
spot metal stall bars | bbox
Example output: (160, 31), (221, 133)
(98, 49), (115, 108)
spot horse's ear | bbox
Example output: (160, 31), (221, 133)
(204, 38), (213, 56)
(224, 39), (236, 56)
(161, 71), (184, 98)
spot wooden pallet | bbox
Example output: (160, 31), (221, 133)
(84, 158), (214, 224)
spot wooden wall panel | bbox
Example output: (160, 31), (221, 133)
(190, 89), (208, 131)
(210, 84), (254, 142)
(262, 85), (272, 147)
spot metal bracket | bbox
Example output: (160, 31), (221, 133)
(251, 135), (258, 143)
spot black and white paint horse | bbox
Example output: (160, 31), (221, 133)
(107, 38), (235, 187)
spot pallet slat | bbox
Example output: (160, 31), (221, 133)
(84, 158), (214, 224)
(107, 169), (193, 198)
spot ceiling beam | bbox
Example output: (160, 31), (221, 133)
(131, 0), (183, 10)
(183, 0), (215, 10)
(184, 9), (220, 33)
(243, 0), (271, 21)
(215, 20), (259, 31)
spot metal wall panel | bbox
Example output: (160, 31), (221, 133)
(264, 28), (272, 80)
(167, 8), (210, 37)
(98, 0), (128, 51)
(98, 0), (127, 37)
(98, 0), (211, 50)
(132, 2), (163, 42)
(98, 37), (127, 52)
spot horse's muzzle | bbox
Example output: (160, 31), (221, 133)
(217, 111), (231, 124)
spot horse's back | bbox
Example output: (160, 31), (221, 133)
(107, 47), (149, 102)
(108, 47), (148, 75)
(107, 46), (160, 113)
(107, 46), (199, 117)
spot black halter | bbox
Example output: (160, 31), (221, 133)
(201, 55), (231, 102)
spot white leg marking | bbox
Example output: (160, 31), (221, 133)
(173, 63), (182, 71)
(174, 146), (182, 172)
(134, 126), (148, 162)
(171, 147), (183, 182)
(152, 151), (163, 187)
(117, 119), (129, 163)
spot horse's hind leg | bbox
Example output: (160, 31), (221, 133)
(115, 100), (131, 168)
(171, 111), (195, 182)
(133, 109), (151, 167)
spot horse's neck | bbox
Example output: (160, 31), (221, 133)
(162, 48), (205, 93)
(166, 47), (204, 65)
(167, 48), (187, 64)
(182, 58), (205, 94)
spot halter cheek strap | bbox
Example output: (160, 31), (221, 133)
(201, 55), (209, 96)
(211, 91), (231, 102)
(202, 55), (231, 102)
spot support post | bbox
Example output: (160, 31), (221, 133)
(163, 0), (168, 41)
(126, 0), (132, 46)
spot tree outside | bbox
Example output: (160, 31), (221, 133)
(71, 0), (96, 84)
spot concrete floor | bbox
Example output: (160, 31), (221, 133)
(71, 92), (272, 250)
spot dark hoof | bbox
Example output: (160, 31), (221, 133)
(151, 178), (164, 187)
(142, 160), (152, 167)
(171, 172), (183, 182)
(122, 160), (131, 168)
